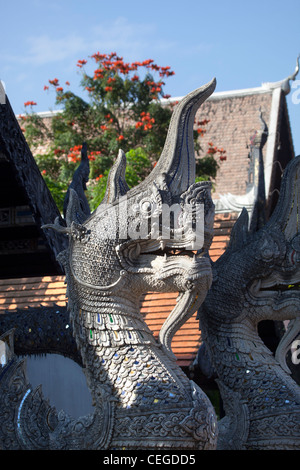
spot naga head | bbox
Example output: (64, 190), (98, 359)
(43, 80), (216, 308)
(245, 155), (300, 319)
(199, 155), (300, 372)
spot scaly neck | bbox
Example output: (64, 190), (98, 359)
(203, 316), (300, 415)
(69, 288), (192, 411)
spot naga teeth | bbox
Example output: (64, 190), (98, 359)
(128, 243), (141, 261)
(136, 242), (141, 257)
(252, 279), (262, 293)
(160, 240), (166, 250)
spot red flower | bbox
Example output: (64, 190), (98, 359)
(42, 169), (47, 175)
(132, 61), (142, 67)
(43, 85), (49, 91)
(117, 135), (124, 141)
(89, 150), (101, 160)
(69, 145), (82, 152)
(94, 68), (104, 75)
(198, 119), (210, 126)
(65, 81), (70, 86)
(92, 52), (107, 62)
(24, 101), (37, 107)
(49, 78), (59, 86)
(142, 59), (154, 66)
(56, 87), (63, 92)
(77, 59), (87, 68)
(105, 86), (113, 92)
(140, 112), (155, 125)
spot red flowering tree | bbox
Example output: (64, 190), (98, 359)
(22, 52), (225, 211)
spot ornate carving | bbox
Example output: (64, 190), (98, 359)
(0, 95), (67, 263)
(197, 156), (300, 449)
(0, 80), (218, 450)
(0, 307), (81, 364)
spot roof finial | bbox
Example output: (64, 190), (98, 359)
(262, 55), (300, 95)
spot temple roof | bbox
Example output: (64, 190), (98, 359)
(196, 83), (295, 217)
(0, 92), (67, 278)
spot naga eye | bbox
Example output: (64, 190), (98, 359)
(141, 201), (152, 212)
(289, 249), (297, 265)
(259, 236), (279, 262)
(291, 234), (300, 251)
(140, 198), (153, 217)
(262, 248), (273, 260)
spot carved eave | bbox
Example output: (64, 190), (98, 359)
(0, 92), (67, 276)
(261, 55), (299, 95)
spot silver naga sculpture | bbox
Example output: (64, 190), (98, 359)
(1, 77), (299, 451)
(197, 155), (300, 450)
(0, 80), (218, 450)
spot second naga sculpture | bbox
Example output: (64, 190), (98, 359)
(197, 155), (300, 449)
(0, 80), (218, 449)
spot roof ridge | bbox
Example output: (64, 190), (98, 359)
(17, 85), (276, 119)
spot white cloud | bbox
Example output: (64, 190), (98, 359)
(89, 17), (161, 60)
(6, 16), (177, 69)
(22, 34), (87, 66)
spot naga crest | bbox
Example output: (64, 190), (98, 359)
(0, 79), (218, 450)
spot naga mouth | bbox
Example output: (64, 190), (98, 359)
(131, 239), (204, 260)
(261, 284), (300, 291)
(116, 237), (206, 273)
(144, 247), (201, 258)
(250, 277), (300, 298)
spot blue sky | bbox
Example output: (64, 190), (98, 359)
(1, 0), (300, 153)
